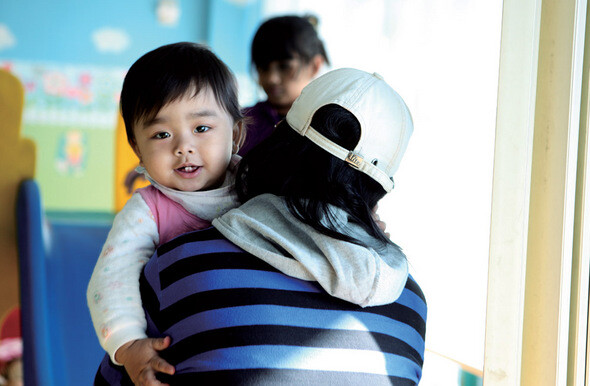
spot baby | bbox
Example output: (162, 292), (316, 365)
(87, 42), (245, 383)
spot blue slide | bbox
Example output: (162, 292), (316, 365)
(17, 179), (113, 385)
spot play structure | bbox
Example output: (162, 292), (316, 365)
(0, 69), (35, 327)
(114, 112), (149, 212)
(0, 68), (115, 384)
(17, 179), (111, 385)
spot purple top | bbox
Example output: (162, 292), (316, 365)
(239, 100), (283, 156)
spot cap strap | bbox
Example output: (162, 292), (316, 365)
(305, 126), (394, 192)
(305, 125), (349, 159)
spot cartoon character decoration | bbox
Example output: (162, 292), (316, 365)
(55, 129), (87, 176)
(0, 307), (22, 386)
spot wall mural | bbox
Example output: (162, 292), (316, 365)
(1, 59), (125, 212)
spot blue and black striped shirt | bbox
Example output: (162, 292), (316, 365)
(95, 227), (427, 385)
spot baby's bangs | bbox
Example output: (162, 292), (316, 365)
(133, 77), (208, 127)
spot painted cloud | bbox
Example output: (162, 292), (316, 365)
(0, 24), (16, 51)
(225, 0), (254, 5)
(92, 27), (130, 54)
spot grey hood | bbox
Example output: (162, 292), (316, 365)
(212, 194), (408, 307)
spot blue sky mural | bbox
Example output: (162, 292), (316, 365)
(0, 0), (209, 68)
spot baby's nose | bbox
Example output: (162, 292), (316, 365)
(175, 142), (195, 155)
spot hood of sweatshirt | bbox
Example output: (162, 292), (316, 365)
(212, 193), (408, 307)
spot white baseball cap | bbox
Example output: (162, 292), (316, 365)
(286, 68), (413, 192)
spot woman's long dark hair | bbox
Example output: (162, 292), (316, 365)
(235, 104), (392, 247)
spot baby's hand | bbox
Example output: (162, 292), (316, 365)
(115, 336), (175, 385)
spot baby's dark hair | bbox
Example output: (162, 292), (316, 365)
(235, 104), (393, 248)
(251, 15), (330, 71)
(120, 42), (243, 145)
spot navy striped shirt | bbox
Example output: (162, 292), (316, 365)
(95, 227), (427, 385)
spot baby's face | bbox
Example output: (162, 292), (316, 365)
(131, 88), (237, 192)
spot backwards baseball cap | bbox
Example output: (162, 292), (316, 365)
(286, 68), (413, 192)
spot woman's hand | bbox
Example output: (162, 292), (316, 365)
(115, 337), (175, 385)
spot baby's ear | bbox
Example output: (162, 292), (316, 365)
(232, 121), (246, 154)
(130, 140), (143, 165)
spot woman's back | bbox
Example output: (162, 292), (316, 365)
(95, 227), (426, 385)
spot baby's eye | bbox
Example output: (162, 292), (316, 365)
(153, 132), (170, 139)
(194, 125), (211, 133)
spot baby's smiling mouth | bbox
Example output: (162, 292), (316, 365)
(176, 164), (200, 174)
(177, 165), (197, 172)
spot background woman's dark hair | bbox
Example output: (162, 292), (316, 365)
(251, 15), (330, 71)
(235, 104), (392, 247)
(120, 42), (243, 145)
